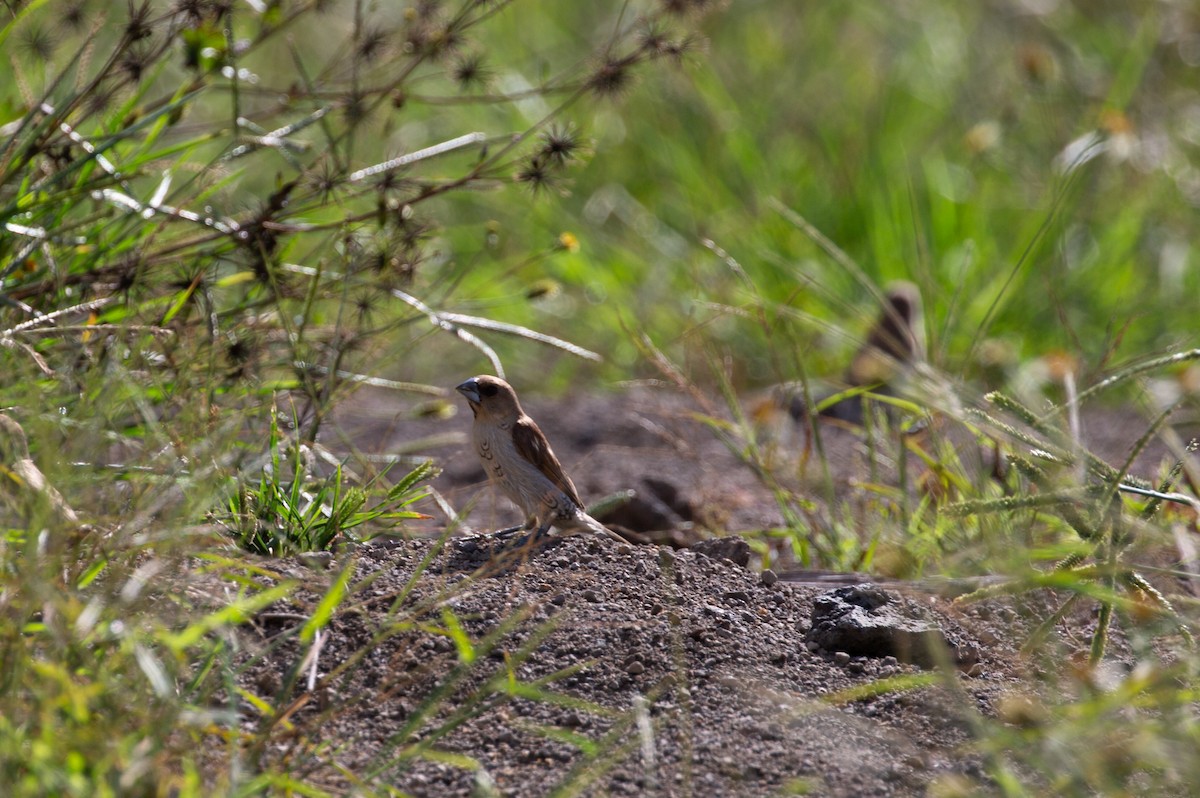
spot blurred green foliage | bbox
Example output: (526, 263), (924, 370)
(459, 0), (1200, 391)
(4, 1), (1196, 397)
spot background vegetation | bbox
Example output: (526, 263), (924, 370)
(1, 0), (1199, 794)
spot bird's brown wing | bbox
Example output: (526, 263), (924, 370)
(846, 345), (898, 388)
(512, 417), (584, 507)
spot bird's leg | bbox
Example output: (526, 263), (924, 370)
(491, 516), (537, 540)
(504, 521), (553, 553)
(494, 519), (556, 556)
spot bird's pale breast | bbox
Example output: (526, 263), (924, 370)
(473, 422), (574, 519)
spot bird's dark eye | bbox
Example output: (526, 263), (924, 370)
(480, 383), (499, 397)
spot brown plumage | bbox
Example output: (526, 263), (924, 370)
(455, 376), (622, 541)
(780, 281), (926, 424)
(844, 280), (925, 390)
(0, 414), (79, 528)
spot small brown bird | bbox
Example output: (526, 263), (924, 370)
(844, 281), (925, 389)
(0, 414), (79, 527)
(783, 281), (925, 424)
(456, 376), (623, 542)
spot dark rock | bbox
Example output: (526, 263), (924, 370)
(690, 536), (751, 568)
(806, 583), (969, 669)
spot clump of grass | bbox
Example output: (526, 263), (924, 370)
(217, 402), (437, 555)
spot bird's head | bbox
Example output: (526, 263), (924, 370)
(455, 375), (522, 422)
(871, 281), (925, 362)
(884, 281), (921, 328)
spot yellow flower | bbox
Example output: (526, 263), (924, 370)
(556, 232), (580, 253)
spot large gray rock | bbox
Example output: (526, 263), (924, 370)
(807, 583), (977, 669)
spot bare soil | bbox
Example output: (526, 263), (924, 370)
(231, 385), (1192, 796)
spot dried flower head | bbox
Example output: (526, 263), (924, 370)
(62, 0), (89, 31)
(124, 0), (156, 42)
(226, 335), (254, 368)
(638, 19), (703, 63)
(586, 55), (637, 98)
(429, 23), (466, 58)
(404, 5), (462, 58)
(341, 90), (370, 125)
(355, 25), (392, 64)
(353, 289), (379, 324)
(450, 51), (492, 91)
(515, 156), (561, 195)
(118, 44), (155, 83)
(83, 81), (122, 117)
(304, 160), (343, 205)
(538, 124), (584, 166)
(174, 0), (229, 23)
(18, 25), (57, 62)
(397, 215), (433, 251)
(638, 22), (673, 56)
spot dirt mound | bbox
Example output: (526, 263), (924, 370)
(239, 535), (1036, 796)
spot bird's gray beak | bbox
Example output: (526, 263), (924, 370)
(455, 378), (481, 404)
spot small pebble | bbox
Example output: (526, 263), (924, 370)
(625, 661), (646, 675)
(760, 568), (778, 587)
(298, 551), (333, 570)
(834, 651), (851, 666)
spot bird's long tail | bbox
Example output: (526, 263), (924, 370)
(571, 510), (627, 543)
